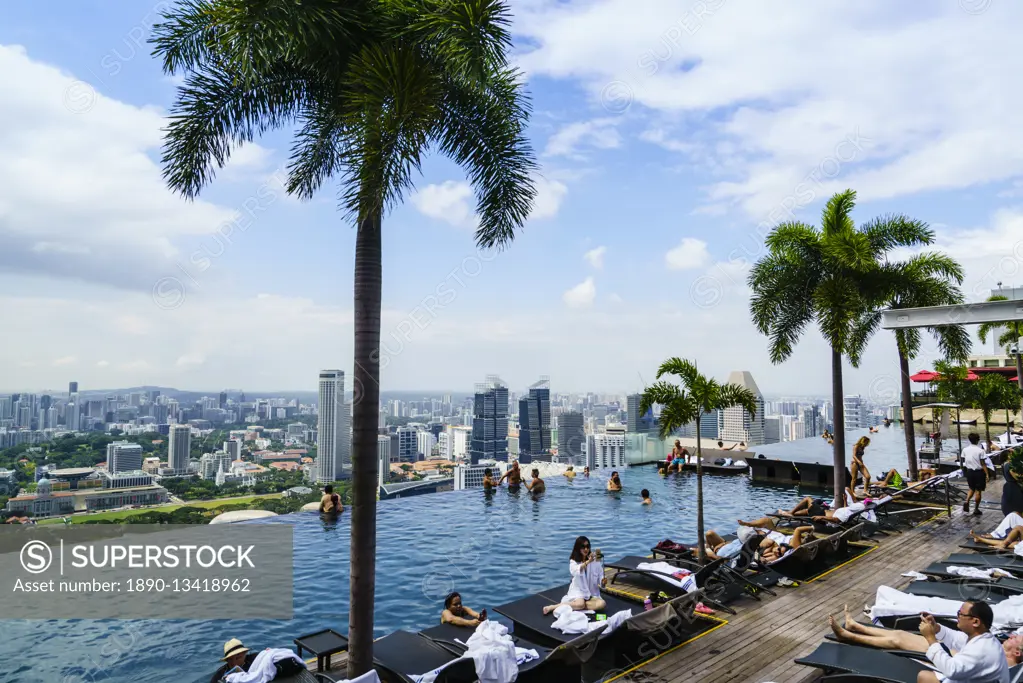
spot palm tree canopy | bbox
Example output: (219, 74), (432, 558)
(749, 191), (939, 364)
(640, 357), (758, 439)
(978, 295), (1023, 351)
(151, 0), (537, 246)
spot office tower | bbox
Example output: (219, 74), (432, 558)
(843, 395), (868, 431)
(224, 438), (242, 462)
(168, 425), (191, 474)
(219, 391), (228, 409)
(438, 431), (453, 460)
(557, 411), (585, 465)
(801, 406), (820, 437)
(129, 392), (143, 407)
(518, 381), (551, 463)
(585, 433), (626, 470)
(417, 430), (436, 459)
(316, 369), (350, 483)
(720, 371), (766, 446)
(68, 381), (78, 396)
(0, 397), (11, 420)
(65, 401), (80, 431)
(107, 441), (144, 473)
(152, 403), (169, 424)
(764, 417), (781, 444)
(470, 376), (509, 464)
(378, 435), (392, 488)
(40, 395), (52, 413)
(396, 426), (418, 462)
(626, 394), (656, 433)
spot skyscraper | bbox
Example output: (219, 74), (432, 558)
(470, 376), (509, 464)
(168, 425), (191, 474)
(720, 371), (766, 446)
(107, 441), (143, 473)
(518, 382), (551, 463)
(626, 394), (656, 433)
(68, 381), (78, 396)
(843, 395), (868, 431)
(219, 391), (228, 409)
(224, 439), (242, 462)
(317, 370), (350, 483)
(557, 411), (585, 464)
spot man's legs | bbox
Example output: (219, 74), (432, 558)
(781, 497), (814, 516)
(738, 517), (777, 530)
(830, 616), (928, 652)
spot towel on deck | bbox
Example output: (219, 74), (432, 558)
(412, 621), (537, 683)
(636, 562), (698, 592)
(946, 565), (1013, 579)
(551, 604), (632, 635)
(224, 649), (305, 683)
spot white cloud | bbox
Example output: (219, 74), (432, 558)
(51, 356), (76, 367)
(665, 238), (710, 270)
(0, 45), (242, 291)
(544, 118), (622, 158)
(530, 175), (568, 220)
(515, 2), (1023, 217)
(96, 360), (110, 367)
(584, 246), (607, 269)
(411, 180), (475, 227)
(562, 277), (596, 308)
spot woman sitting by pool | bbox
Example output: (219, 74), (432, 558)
(607, 471), (622, 492)
(542, 536), (606, 615)
(441, 592), (486, 627)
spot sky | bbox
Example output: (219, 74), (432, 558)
(1, 0), (1022, 401)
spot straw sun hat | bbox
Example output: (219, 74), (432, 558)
(222, 639), (250, 661)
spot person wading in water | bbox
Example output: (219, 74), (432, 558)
(499, 461), (523, 491)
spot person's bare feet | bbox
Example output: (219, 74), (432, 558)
(542, 604), (558, 615)
(843, 605), (861, 633)
(828, 615), (850, 641)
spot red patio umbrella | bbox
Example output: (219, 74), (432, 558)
(910, 370), (939, 382)
(1011, 376), (1019, 382)
(965, 371), (980, 381)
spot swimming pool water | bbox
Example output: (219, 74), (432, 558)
(6, 467), (812, 683)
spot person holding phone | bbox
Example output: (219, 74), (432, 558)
(542, 536), (606, 615)
(441, 592), (486, 627)
(918, 603), (1008, 683)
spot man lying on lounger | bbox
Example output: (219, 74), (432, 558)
(704, 521), (813, 562)
(827, 604), (1023, 670)
(875, 467), (937, 489)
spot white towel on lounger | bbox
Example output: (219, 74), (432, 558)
(946, 565), (1013, 579)
(551, 604), (632, 635)
(992, 513), (1023, 540)
(636, 562), (698, 592)
(224, 649), (306, 683)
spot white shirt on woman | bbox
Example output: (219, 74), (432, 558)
(563, 558), (603, 602)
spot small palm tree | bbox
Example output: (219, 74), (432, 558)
(152, 2), (536, 676)
(973, 374), (1019, 445)
(979, 295), (1023, 419)
(640, 358), (757, 563)
(749, 190), (936, 504)
(848, 252), (971, 480)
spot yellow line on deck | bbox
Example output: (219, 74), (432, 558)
(600, 616), (729, 683)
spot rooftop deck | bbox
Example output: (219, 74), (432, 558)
(302, 481), (1003, 682)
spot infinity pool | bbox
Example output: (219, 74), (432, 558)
(6, 467), (806, 683)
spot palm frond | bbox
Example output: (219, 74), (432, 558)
(820, 189), (856, 237)
(717, 384), (758, 418)
(656, 357), (700, 390)
(847, 309), (883, 367)
(859, 214), (935, 255)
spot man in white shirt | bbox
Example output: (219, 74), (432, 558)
(962, 432), (989, 516)
(918, 601), (1009, 683)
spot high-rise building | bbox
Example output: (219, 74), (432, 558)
(698, 409), (720, 440)
(557, 412), (585, 464)
(168, 425), (191, 474)
(395, 426), (418, 462)
(68, 382), (78, 396)
(378, 435), (392, 488)
(518, 384), (551, 463)
(316, 370), (350, 483)
(0, 397), (11, 420)
(219, 391), (228, 409)
(586, 433), (626, 470)
(417, 430), (436, 459)
(764, 416), (781, 444)
(224, 439), (242, 462)
(65, 401), (79, 431)
(720, 371), (766, 446)
(626, 394), (656, 433)
(470, 376), (509, 464)
(107, 441), (143, 473)
(801, 406), (820, 438)
(844, 395), (868, 431)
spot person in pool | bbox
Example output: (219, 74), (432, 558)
(607, 471), (622, 492)
(717, 440), (737, 451)
(482, 468), (497, 491)
(564, 465), (576, 480)
(525, 468), (546, 494)
(641, 489), (652, 505)
(319, 484), (343, 514)
(542, 536), (606, 615)
(499, 461), (523, 490)
(583, 466), (590, 478)
(441, 592), (486, 627)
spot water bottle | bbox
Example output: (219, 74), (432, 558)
(643, 597), (652, 611)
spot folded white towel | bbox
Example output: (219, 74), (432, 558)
(636, 562), (698, 592)
(551, 605), (632, 635)
(460, 620), (534, 683)
(224, 649), (305, 683)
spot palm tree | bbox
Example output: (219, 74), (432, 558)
(979, 295), (1023, 420)
(639, 358), (757, 563)
(152, 2), (536, 676)
(973, 374), (1018, 446)
(848, 253), (971, 480)
(749, 190), (937, 505)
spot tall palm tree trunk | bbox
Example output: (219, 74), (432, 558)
(985, 409), (992, 445)
(898, 350), (918, 480)
(348, 209), (382, 679)
(694, 420), (706, 564)
(831, 349), (847, 505)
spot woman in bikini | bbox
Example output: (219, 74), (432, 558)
(850, 436), (871, 489)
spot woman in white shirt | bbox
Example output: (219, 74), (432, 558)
(542, 536), (607, 615)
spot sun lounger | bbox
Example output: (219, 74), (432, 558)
(943, 553), (1023, 573)
(903, 578), (1015, 604)
(921, 562), (1023, 591)
(369, 629), (477, 683)
(606, 549), (767, 608)
(419, 622), (600, 683)
(765, 524), (866, 580)
(794, 641), (938, 683)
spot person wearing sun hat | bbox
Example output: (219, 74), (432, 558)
(209, 638), (257, 683)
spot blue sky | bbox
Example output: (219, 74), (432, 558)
(1, 0), (1021, 398)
